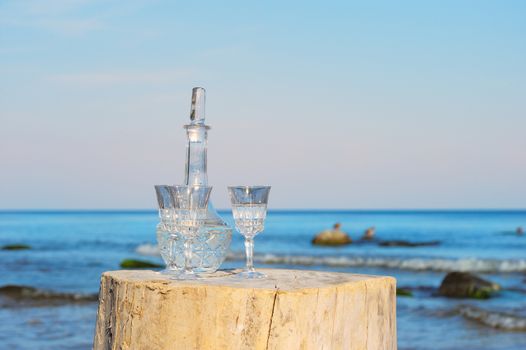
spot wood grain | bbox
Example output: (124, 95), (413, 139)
(93, 269), (396, 350)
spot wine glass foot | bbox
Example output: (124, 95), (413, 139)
(158, 268), (179, 275)
(235, 270), (266, 279)
(170, 271), (199, 280)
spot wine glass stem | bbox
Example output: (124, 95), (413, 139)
(169, 237), (175, 270)
(244, 236), (255, 272)
(184, 237), (193, 275)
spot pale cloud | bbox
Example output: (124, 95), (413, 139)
(1, 17), (104, 34)
(0, 0), (104, 35)
(41, 17), (103, 33)
(24, 0), (94, 16)
(0, 0), (158, 39)
(48, 69), (193, 85)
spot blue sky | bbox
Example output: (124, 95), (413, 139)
(1, 0), (525, 209)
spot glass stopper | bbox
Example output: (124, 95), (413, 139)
(190, 87), (206, 125)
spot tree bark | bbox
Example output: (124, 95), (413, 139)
(93, 269), (396, 350)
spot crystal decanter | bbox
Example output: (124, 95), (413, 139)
(156, 88), (232, 273)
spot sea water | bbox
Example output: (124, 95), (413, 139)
(1, 210), (525, 349)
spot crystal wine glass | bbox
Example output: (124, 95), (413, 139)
(154, 185), (178, 274)
(228, 186), (271, 279)
(172, 185), (212, 280)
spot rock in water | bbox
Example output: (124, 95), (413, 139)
(438, 272), (500, 299)
(0, 285), (97, 307)
(1, 244), (31, 250)
(312, 223), (352, 246)
(378, 240), (440, 247)
(362, 227), (376, 240)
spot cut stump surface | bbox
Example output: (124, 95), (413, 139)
(93, 269), (396, 350)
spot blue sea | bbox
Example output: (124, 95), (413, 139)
(1, 210), (525, 349)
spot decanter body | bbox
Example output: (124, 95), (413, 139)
(156, 88), (232, 273)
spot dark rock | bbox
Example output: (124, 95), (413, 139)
(0, 285), (39, 298)
(361, 227), (376, 240)
(120, 259), (162, 269)
(378, 240), (440, 247)
(438, 272), (500, 299)
(312, 223), (352, 246)
(1, 244), (31, 250)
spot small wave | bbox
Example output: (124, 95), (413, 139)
(458, 306), (526, 331)
(135, 243), (160, 256)
(225, 252), (526, 273)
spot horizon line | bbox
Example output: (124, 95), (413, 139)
(1, 208), (525, 213)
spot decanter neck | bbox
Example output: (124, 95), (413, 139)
(184, 124), (210, 186)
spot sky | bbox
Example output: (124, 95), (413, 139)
(1, 0), (525, 210)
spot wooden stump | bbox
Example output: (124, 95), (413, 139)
(93, 269), (396, 350)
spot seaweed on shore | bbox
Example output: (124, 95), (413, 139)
(120, 259), (162, 269)
(396, 288), (413, 297)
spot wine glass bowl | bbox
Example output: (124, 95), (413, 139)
(228, 186), (271, 279)
(154, 185), (178, 274)
(231, 204), (267, 237)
